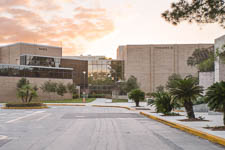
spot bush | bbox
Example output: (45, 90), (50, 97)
(56, 83), (67, 96)
(128, 89), (145, 107)
(151, 91), (174, 114)
(5, 103), (46, 107)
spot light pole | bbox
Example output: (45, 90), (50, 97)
(83, 71), (86, 103)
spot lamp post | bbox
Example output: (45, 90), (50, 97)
(83, 71), (86, 103)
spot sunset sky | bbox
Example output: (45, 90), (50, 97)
(0, 0), (224, 58)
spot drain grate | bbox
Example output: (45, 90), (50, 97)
(61, 113), (144, 119)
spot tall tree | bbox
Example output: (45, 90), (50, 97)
(162, 0), (225, 28)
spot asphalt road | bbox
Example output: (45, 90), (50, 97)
(0, 106), (224, 150)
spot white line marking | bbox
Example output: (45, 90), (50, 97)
(35, 114), (51, 121)
(76, 116), (85, 118)
(6, 111), (45, 123)
(0, 135), (8, 140)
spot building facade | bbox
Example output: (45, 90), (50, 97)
(64, 55), (124, 94)
(117, 44), (213, 93)
(0, 42), (88, 102)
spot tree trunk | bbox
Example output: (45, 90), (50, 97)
(135, 100), (139, 107)
(223, 104), (225, 126)
(184, 100), (195, 119)
(28, 96), (33, 103)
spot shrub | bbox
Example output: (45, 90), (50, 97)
(151, 91), (174, 114)
(129, 89), (145, 107)
(56, 83), (67, 96)
(205, 81), (225, 126)
(5, 102), (46, 108)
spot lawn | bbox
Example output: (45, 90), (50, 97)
(112, 99), (128, 103)
(41, 98), (96, 103)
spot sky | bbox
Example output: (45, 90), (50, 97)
(0, 0), (224, 58)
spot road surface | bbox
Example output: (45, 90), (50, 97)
(0, 106), (224, 150)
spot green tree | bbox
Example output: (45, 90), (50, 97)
(205, 81), (225, 125)
(67, 83), (78, 98)
(168, 76), (203, 119)
(124, 76), (139, 93)
(16, 78), (38, 103)
(162, 0), (225, 28)
(151, 91), (174, 114)
(41, 81), (57, 93)
(187, 47), (215, 72)
(128, 89), (145, 107)
(166, 73), (182, 90)
(57, 83), (67, 96)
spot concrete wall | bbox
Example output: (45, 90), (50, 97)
(215, 35), (225, 82)
(199, 72), (214, 94)
(118, 44), (213, 93)
(0, 77), (73, 102)
(0, 43), (62, 65)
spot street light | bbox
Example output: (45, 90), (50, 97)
(83, 71), (86, 103)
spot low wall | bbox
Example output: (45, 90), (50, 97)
(199, 72), (214, 94)
(0, 76), (73, 102)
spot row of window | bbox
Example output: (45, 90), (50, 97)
(0, 65), (73, 79)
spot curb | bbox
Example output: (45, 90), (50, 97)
(1, 106), (48, 109)
(140, 111), (225, 147)
(91, 105), (135, 110)
(46, 104), (86, 106)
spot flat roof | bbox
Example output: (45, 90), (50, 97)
(0, 42), (61, 49)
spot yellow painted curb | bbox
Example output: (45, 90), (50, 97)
(46, 104), (86, 106)
(92, 105), (133, 110)
(140, 111), (225, 147)
(1, 106), (48, 109)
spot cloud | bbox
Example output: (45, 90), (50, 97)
(0, 1), (115, 55)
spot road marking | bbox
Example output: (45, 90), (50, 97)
(0, 135), (8, 140)
(6, 111), (45, 123)
(76, 116), (85, 118)
(35, 113), (51, 121)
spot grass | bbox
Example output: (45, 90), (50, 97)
(40, 98), (96, 103)
(112, 99), (128, 103)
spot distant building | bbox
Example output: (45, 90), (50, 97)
(0, 42), (88, 102)
(64, 55), (124, 94)
(117, 44), (213, 93)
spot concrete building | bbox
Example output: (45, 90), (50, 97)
(0, 42), (88, 102)
(215, 35), (225, 82)
(0, 42), (62, 65)
(117, 44), (213, 93)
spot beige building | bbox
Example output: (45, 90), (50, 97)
(117, 44), (213, 93)
(0, 42), (62, 65)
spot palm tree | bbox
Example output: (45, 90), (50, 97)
(205, 81), (225, 126)
(128, 89), (145, 107)
(168, 76), (203, 119)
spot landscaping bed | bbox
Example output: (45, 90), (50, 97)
(41, 98), (96, 103)
(204, 126), (225, 131)
(178, 118), (209, 122)
(3, 102), (47, 109)
(112, 99), (128, 103)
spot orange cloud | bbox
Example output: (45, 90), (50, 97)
(0, 1), (115, 55)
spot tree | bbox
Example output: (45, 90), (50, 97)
(205, 81), (225, 125)
(128, 89), (145, 107)
(16, 78), (38, 103)
(57, 83), (67, 96)
(67, 83), (78, 98)
(162, 0), (225, 28)
(124, 76), (139, 93)
(166, 73), (182, 90)
(187, 47), (215, 72)
(40, 80), (58, 99)
(168, 76), (203, 119)
(151, 91), (174, 114)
